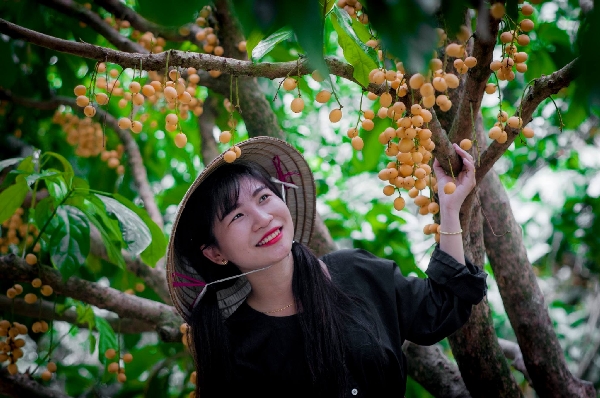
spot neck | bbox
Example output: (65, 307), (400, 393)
(245, 250), (296, 315)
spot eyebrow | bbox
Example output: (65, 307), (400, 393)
(222, 185), (268, 220)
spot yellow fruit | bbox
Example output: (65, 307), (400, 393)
(329, 109), (343, 123)
(13, 284), (23, 295)
(118, 372), (127, 383)
(393, 196), (406, 211)
(95, 93), (109, 105)
(108, 362), (119, 373)
(7, 363), (18, 375)
(47, 362), (57, 373)
(40, 285), (53, 296)
(24, 292), (37, 304)
(174, 133), (188, 149)
(232, 146), (242, 158)
(84, 105), (96, 117)
(122, 353), (133, 363)
(290, 97), (304, 113)
(223, 150), (237, 163)
(76, 95), (90, 107)
(41, 370), (52, 381)
(105, 348), (117, 359)
(409, 73), (425, 89)
(521, 4), (534, 16)
(311, 70), (325, 82)
(131, 121), (143, 134)
(118, 117), (132, 130)
(74, 85), (87, 96)
(460, 139), (472, 150)
(444, 182), (456, 194)
(428, 202), (440, 214)
(522, 126), (534, 138)
(316, 90), (331, 103)
(464, 56), (477, 68)
(379, 93), (392, 108)
(129, 82), (141, 93)
(166, 114), (178, 125)
(485, 83), (496, 94)
(164, 86), (178, 101)
(282, 78), (297, 91)
(383, 185), (395, 196)
(238, 41), (247, 52)
(507, 116), (522, 129)
(445, 43), (465, 58)
(6, 288), (17, 299)
(351, 136), (364, 150)
(520, 19), (534, 32)
(490, 2), (505, 19)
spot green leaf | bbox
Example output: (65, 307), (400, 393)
(0, 157), (23, 174)
(76, 302), (95, 330)
(0, 180), (29, 224)
(251, 27), (294, 62)
(35, 196), (55, 231)
(95, 316), (117, 365)
(47, 205), (90, 280)
(45, 175), (70, 202)
(245, 30), (266, 58)
(136, 0), (208, 27)
(17, 155), (34, 173)
(113, 194), (166, 267)
(71, 195), (125, 269)
(42, 152), (73, 188)
(331, 7), (378, 87)
(25, 170), (60, 187)
(96, 195), (153, 258)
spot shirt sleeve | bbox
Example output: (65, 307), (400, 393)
(396, 245), (487, 346)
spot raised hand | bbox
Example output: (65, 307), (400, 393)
(433, 143), (477, 213)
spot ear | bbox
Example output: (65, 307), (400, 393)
(202, 245), (226, 265)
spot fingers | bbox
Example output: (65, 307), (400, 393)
(453, 143), (474, 162)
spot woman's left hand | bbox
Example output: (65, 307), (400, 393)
(432, 143), (477, 212)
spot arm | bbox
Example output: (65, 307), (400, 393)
(433, 143), (477, 265)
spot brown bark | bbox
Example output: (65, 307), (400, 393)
(0, 369), (71, 398)
(403, 341), (471, 398)
(479, 171), (595, 397)
(449, 11), (500, 143)
(197, 96), (220, 165)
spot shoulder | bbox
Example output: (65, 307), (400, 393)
(321, 249), (398, 290)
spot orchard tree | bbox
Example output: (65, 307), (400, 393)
(0, 0), (598, 397)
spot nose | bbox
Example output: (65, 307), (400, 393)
(252, 207), (273, 231)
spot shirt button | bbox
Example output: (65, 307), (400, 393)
(351, 388), (358, 395)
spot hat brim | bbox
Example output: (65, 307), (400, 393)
(167, 136), (316, 322)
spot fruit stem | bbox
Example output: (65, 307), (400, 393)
(32, 321), (75, 376)
(328, 75), (342, 109)
(469, 102), (481, 167)
(447, 158), (455, 182)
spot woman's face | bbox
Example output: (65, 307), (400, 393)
(203, 177), (294, 272)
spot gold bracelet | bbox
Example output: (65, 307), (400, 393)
(439, 229), (463, 235)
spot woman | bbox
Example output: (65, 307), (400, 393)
(167, 136), (486, 397)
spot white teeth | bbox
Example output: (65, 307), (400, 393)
(258, 229), (281, 246)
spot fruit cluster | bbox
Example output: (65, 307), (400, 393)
(189, 370), (197, 398)
(52, 111), (105, 158)
(0, 208), (40, 255)
(336, 0), (369, 24)
(105, 348), (133, 383)
(0, 320), (27, 375)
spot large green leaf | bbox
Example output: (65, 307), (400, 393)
(0, 180), (29, 224)
(45, 174), (71, 202)
(136, 0), (207, 27)
(96, 195), (152, 258)
(331, 6), (378, 87)
(71, 195), (126, 269)
(47, 205), (90, 280)
(113, 194), (166, 267)
(95, 316), (118, 366)
(251, 27), (294, 62)
(25, 170), (61, 187)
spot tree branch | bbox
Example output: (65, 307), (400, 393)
(403, 341), (471, 398)
(476, 58), (580, 184)
(39, 0), (147, 53)
(197, 96), (220, 165)
(430, 109), (462, 175)
(0, 18), (378, 91)
(479, 170), (595, 397)
(0, 254), (180, 342)
(0, 369), (71, 398)
(0, 295), (154, 334)
(449, 11), (500, 143)
(498, 338), (531, 384)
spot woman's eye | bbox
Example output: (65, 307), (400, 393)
(260, 194), (270, 202)
(232, 213), (243, 221)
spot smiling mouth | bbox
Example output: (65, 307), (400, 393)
(257, 227), (282, 246)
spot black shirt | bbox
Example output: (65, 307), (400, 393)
(224, 246), (487, 397)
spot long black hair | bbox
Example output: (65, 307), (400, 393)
(174, 160), (385, 397)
